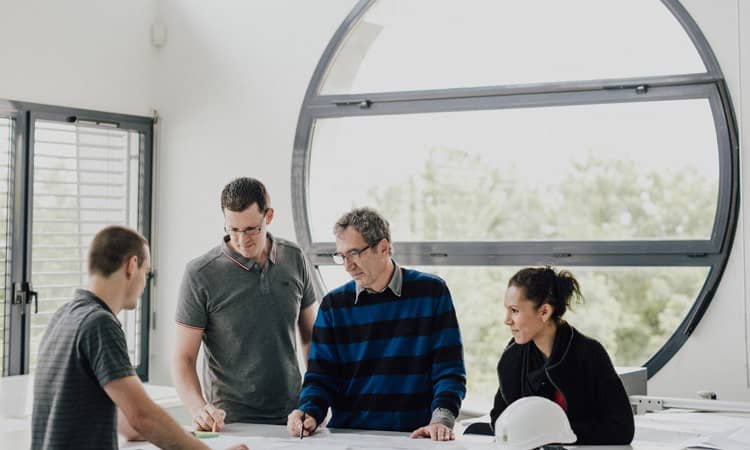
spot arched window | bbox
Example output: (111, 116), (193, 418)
(292, 0), (739, 403)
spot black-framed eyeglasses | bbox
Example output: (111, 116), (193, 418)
(332, 245), (373, 265)
(224, 213), (267, 236)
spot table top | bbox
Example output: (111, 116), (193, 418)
(4, 411), (749, 450)
(118, 422), (640, 450)
(3, 374), (750, 450)
(118, 411), (750, 450)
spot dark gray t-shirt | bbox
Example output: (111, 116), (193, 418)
(176, 234), (316, 424)
(32, 289), (135, 450)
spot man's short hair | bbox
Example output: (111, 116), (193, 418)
(334, 207), (392, 254)
(221, 177), (271, 213)
(88, 226), (148, 276)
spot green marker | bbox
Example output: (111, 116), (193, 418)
(192, 431), (220, 439)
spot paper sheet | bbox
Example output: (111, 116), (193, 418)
(127, 433), (478, 450)
(634, 412), (750, 450)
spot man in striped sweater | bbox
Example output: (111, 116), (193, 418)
(287, 208), (466, 441)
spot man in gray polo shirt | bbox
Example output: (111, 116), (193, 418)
(174, 177), (317, 430)
(32, 226), (244, 450)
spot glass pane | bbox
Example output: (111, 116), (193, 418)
(309, 99), (719, 242)
(0, 117), (12, 375)
(321, 0), (705, 94)
(318, 265), (707, 403)
(29, 120), (143, 372)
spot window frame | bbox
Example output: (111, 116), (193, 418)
(1, 100), (154, 380)
(291, 0), (740, 377)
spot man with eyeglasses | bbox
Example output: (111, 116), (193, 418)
(287, 207), (466, 441)
(174, 177), (317, 430)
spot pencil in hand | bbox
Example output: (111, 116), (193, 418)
(300, 412), (306, 440)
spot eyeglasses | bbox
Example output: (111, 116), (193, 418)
(224, 214), (267, 236)
(332, 245), (373, 265)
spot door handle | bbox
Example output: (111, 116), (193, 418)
(28, 288), (38, 314)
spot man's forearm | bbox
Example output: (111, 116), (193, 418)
(107, 376), (210, 450)
(129, 401), (209, 450)
(172, 358), (207, 413)
(118, 409), (143, 441)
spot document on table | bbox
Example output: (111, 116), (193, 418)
(634, 411), (750, 450)
(128, 433), (481, 450)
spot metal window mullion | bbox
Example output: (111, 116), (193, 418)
(291, 111), (314, 251)
(10, 101), (152, 132)
(136, 125), (154, 381)
(306, 83), (716, 119)
(708, 81), (741, 248)
(7, 110), (33, 375)
(307, 242), (723, 266)
(309, 240), (718, 255)
(307, 72), (721, 108)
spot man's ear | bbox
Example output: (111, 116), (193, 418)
(265, 208), (275, 224)
(125, 255), (139, 279)
(377, 239), (389, 255)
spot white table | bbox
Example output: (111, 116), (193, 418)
(117, 413), (750, 450)
(4, 373), (750, 449)
(117, 422), (643, 450)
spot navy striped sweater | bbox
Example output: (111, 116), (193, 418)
(298, 268), (466, 431)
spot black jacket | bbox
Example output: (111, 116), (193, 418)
(489, 322), (634, 445)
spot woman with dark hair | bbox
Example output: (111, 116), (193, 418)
(489, 267), (634, 445)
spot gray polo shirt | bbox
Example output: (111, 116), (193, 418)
(176, 233), (316, 424)
(32, 289), (135, 450)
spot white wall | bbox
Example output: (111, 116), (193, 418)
(647, 0), (749, 400)
(1, 0), (748, 401)
(0, 0), (155, 116)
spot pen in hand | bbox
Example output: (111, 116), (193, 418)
(300, 412), (306, 440)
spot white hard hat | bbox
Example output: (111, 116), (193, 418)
(494, 396), (577, 450)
